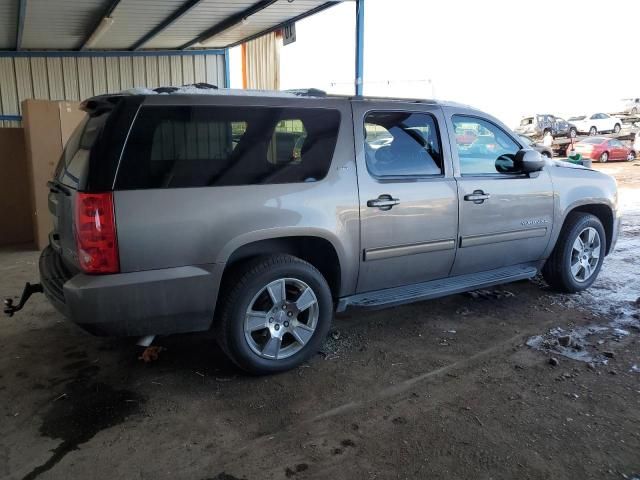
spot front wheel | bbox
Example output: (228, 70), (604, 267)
(216, 255), (333, 374)
(628, 150), (636, 161)
(589, 126), (597, 136)
(569, 127), (577, 138)
(542, 212), (606, 293)
(613, 123), (621, 134)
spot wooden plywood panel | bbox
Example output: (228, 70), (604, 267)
(21, 99), (62, 249)
(0, 128), (32, 245)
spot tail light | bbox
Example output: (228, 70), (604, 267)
(75, 192), (119, 274)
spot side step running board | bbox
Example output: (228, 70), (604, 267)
(337, 265), (537, 312)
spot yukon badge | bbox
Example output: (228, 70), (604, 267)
(521, 218), (549, 226)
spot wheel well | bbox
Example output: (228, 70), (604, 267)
(224, 237), (342, 298)
(567, 204), (614, 255)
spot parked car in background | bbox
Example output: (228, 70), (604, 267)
(569, 113), (622, 136)
(574, 137), (636, 162)
(622, 98), (639, 115)
(517, 134), (553, 158)
(515, 114), (577, 139)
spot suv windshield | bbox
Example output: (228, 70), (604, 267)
(55, 112), (109, 189)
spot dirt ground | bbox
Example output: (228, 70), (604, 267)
(1, 161), (639, 480)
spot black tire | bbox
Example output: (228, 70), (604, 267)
(216, 254), (333, 374)
(569, 127), (577, 138)
(628, 150), (636, 161)
(599, 151), (609, 163)
(589, 126), (597, 136)
(632, 107), (638, 115)
(541, 151), (552, 158)
(542, 212), (606, 293)
(613, 123), (621, 134)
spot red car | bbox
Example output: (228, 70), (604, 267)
(573, 137), (636, 163)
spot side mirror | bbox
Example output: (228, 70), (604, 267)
(495, 149), (545, 174)
(516, 148), (546, 173)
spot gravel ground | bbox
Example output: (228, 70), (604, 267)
(0, 161), (639, 480)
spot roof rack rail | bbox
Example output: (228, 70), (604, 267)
(284, 88), (327, 97)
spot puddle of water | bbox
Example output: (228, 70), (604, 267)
(22, 381), (142, 480)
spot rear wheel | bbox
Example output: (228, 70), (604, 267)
(216, 255), (333, 374)
(599, 151), (609, 163)
(613, 123), (621, 134)
(542, 212), (606, 293)
(589, 126), (597, 136)
(569, 127), (577, 138)
(632, 107), (638, 115)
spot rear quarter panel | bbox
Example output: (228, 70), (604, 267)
(113, 95), (360, 296)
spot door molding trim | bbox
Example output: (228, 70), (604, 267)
(460, 227), (547, 248)
(364, 239), (456, 261)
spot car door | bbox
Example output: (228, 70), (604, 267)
(609, 139), (625, 160)
(353, 101), (458, 292)
(444, 111), (554, 275)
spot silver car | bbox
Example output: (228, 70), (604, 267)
(5, 90), (621, 374)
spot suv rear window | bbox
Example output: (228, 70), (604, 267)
(55, 112), (108, 189)
(117, 106), (341, 189)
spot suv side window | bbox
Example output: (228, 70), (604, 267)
(363, 111), (443, 177)
(118, 105), (341, 189)
(452, 115), (520, 175)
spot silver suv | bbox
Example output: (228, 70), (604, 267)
(5, 90), (620, 374)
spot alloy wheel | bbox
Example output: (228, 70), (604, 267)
(243, 278), (319, 360)
(570, 227), (601, 282)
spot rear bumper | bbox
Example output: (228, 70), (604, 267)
(40, 246), (224, 336)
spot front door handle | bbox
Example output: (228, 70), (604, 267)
(464, 190), (490, 204)
(367, 194), (400, 210)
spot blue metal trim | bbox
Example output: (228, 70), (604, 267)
(0, 49), (225, 58)
(0, 115), (22, 122)
(16, 0), (27, 51)
(223, 48), (231, 88)
(130, 0), (203, 50)
(355, 0), (364, 96)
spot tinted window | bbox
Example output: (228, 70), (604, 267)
(55, 112), (108, 189)
(364, 111), (443, 177)
(117, 106), (341, 189)
(452, 115), (520, 175)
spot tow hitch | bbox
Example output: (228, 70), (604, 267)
(3, 282), (43, 317)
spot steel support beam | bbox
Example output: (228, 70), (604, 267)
(224, 48), (231, 88)
(15, 0), (27, 51)
(355, 0), (364, 96)
(130, 0), (203, 50)
(79, 0), (122, 50)
(226, 1), (341, 49)
(179, 0), (278, 50)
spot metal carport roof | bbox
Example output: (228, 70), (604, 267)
(0, 0), (348, 51)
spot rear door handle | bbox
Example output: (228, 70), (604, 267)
(464, 190), (490, 204)
(367, 194), (400, 210)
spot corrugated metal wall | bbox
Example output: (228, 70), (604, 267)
(0, 52), (226, 127)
